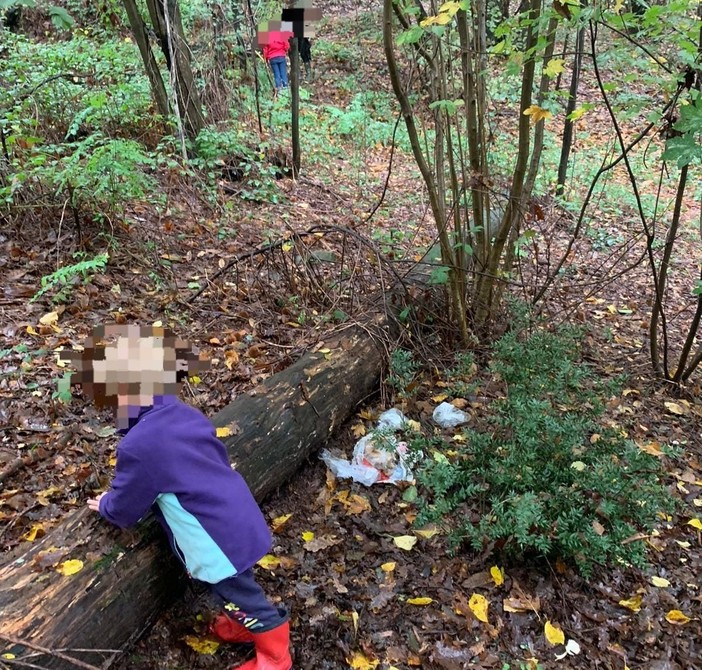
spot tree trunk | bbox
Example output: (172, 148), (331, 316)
(0, 324), (385, 669)
(144, 0), (205, 139)
(121, 0), (170, 119)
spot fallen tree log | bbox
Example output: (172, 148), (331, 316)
(0, 324), (386, 669)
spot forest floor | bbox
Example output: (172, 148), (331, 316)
(1, 1), (702, 669)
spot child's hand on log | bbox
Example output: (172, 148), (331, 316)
(87, 492), (107, 512)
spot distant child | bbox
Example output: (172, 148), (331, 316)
(259, 22), (294, 91)
(62, 324), (292, 670)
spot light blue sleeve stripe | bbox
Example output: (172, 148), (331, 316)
(155, 493), (237, 583)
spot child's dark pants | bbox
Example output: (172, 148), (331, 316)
(210, 568), (287, 632)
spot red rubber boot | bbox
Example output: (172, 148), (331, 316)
(210, 614), (254, 645)
(232, 620), (292, 670)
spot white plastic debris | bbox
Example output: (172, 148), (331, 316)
(321, 408), (415, 486)
(376, 408), (407, 431)
(432, 401), (469, 428)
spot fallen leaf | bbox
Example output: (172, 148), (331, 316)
(393, 535), (418, 550)
(347, 651), (379, 670)
(257, 554), (281, 570)
(216, 426), (232, 438)
(468, 593), (489, 623)
(686, 518), (702, 530)
(271, 514), (293, 532)
(22, 523), (45, 542)
(39, 311), (59, 326)
(651, 576), (670, 588)
(414, 526), (439, 539)
(490, 565), (504, 586)
(664, 401), (686, 416)
(351, 610), (359, 635)
(503, 594), (541, 613)
(351, 423), (366, 438)
(302, 531), (315, 542)
(665, 609), (691, 625)
(381, 562), (396, 572)
(544, 620), (565, 646)
(618, 594), (643, 612)
(183, 635), (220, 654)
(56, 559), (84, 576)
(407, 597), (433, 606)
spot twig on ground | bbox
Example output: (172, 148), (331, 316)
(0, 635), (102, 670)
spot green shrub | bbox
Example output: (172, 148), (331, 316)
(414, 325), (675, 575)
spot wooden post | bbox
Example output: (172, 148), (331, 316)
(290, 37), (301, 178)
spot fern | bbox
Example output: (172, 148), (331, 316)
(30, 252), (109, 303)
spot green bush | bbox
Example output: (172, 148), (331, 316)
(414, 325), (675, 575)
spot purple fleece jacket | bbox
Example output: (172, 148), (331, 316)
(98, 395), (271, 583)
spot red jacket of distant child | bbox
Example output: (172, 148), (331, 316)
(262, 30), (293, 61)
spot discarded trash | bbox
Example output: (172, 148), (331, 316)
(321, 409), (416, 486)
(432, 401), (469, 428)
(376, 408), (407, 431)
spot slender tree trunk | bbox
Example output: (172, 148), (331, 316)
(474, 0), (540, 328)
(556, 26), (585, 194)
(121, 0), (170, 119)
(144, 0), (205, 139)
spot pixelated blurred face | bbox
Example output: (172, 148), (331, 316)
(59, 324), (209, 430)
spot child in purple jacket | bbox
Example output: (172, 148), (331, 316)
(64, 324), (292, 670)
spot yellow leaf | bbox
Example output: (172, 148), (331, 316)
(664, 401), (686, 415)
(347, 651), (379, 670)
(568, 106), (588, 122)
(686, 518), (702, 530)
(152, 320), (163, 328)
(613, 0), (625, 12)
(271, 514), (293, 532)
(406, 419), (422, 432)
(490, 565), (504, 586)
(351, 610), (359, 635)
(224, 349), (240, 370)
(665, 609), (691, 625)
(282, 241), (293, 252)
(618, 594), (643, 612)
(432, 394), (449, 403)
(544, 620), (565, 646)
(40, 311), (59, 326)
(439, 1), (461, 14)
(301, 531), (315, 543)
(393, 535), (417, 550)
(544, 58), (565, 78)
(407, 597), (433, 606)
(183, 635), (220, 654)
(1, 653), (16, 660)
(523, 104), (552, 124)
(414, 526), (439, 539)
(26, 325), (38, 335)
(351, 423), (366, 438)
(56, 559), (84, 576)
(257, 554), (281, 570)
(468, 593), (489, 623)
(23, 523), (44, 542)
(651, 576), (670, 588)
(570, 461), (587, 471)
(381, 562), (396, 572)
(216, 426), (232, 438)
(109, 454), (117, 466)
(676, 540), (691, 549)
